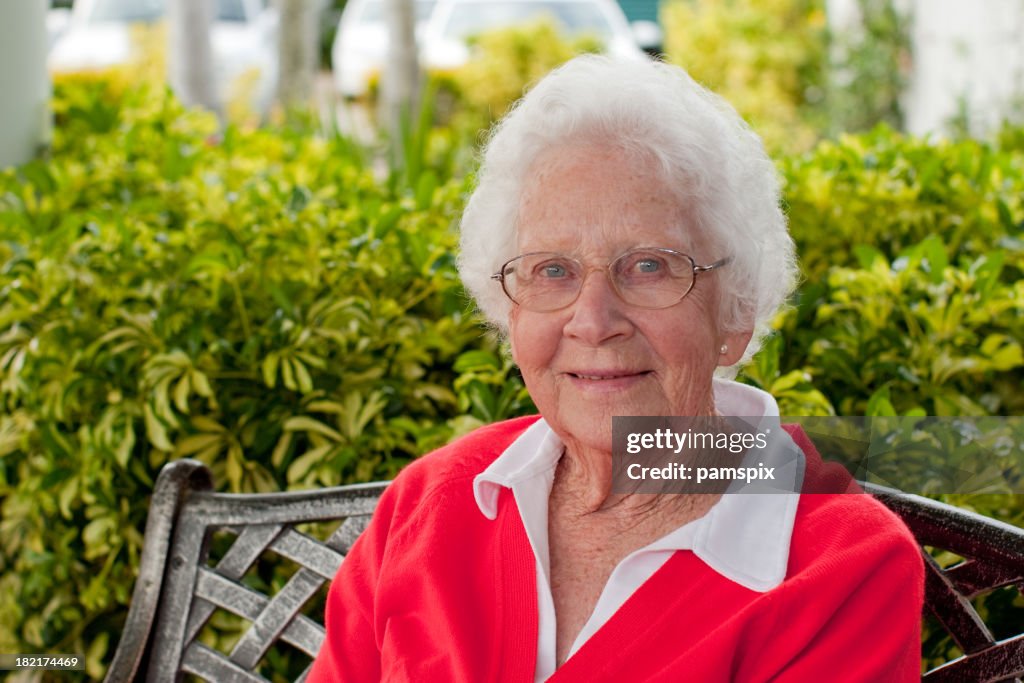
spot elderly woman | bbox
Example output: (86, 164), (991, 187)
(309, 55), (923, 682)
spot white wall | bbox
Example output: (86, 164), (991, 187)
(0, 0), (51, 168)
(829, 0), (1024, 137)
(904, 0), (1024, 136)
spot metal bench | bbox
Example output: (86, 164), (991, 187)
(863, 483), (1024, 683)
(102, 460), (1024, 682)
(102, 459), (387, 682)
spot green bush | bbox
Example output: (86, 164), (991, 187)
(761, 127), (1024, 670)
(771, 240), (1023, 416)
(440, 18), (602, 125)
(661, 0), (911, 151)
(769, 126), (1024, 417)
(1, 77), (1023, 679)
(365, 20), (602, 141)
(782, 126), (1024, 283)
(661, 0), (828, 153)
(0, 79), (529, 679)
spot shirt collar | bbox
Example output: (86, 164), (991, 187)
(472, 378), (801, 592)
(473, 417), (562, 520)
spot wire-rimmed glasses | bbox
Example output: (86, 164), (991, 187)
(491, 247), (732, 312)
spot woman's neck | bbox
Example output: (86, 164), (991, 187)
(551, 443), (721, 527)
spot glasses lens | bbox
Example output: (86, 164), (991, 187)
(611, 249), (695, 308)
(498, 249), (701, 311)
(503, 253), (582, 311)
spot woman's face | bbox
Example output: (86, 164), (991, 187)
(509, 144), (751, 454)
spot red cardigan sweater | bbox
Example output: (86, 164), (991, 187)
(308, 416), (924, 682)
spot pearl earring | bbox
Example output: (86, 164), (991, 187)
(720, 344), (728, 355)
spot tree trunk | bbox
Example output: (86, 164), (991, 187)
(168, 0), (217, 111)
(380, 0), (421, 163)
(276, 0), (320, 107)
(0, 0), (49, 168)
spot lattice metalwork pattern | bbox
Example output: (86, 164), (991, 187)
(867, 484), (1024, 683)
(100, 459), (387, 683)
(150, 489), (383, 683)
(177, 517), (371, 682)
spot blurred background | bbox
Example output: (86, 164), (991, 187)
(4, 0), (1023, 163)
(1, 1), (1023, 681)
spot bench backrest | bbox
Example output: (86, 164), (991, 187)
(863, 483), (1024, 683)
(103, 460), (1024, 682)
(104, 460), (386, 682)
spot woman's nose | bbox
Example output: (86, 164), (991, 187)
(562, 270), (633, 344)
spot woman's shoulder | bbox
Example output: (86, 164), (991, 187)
(788, 489), (923, 586)
(381, 414), (542, 507)
(793, 489), (918, 547)
(783, 423), (919, 559)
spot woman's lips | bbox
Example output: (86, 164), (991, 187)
(565, 370), (652, 391)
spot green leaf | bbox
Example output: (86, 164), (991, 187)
(173, 375), (191, 413)
(144, 402), (174, 451)
(271, 431), (293, 468)
(852, 244), (886, 270)
(191, 370), (213, 398)
(86, 631), (110, 680)
(769, 370), (809, 394)
(454, 350), (502, 373)
(970, 251), (1005, 303)
(262, 353), (279, 388)
(293, 358), (314, 394)
(288, 186), (312, 213)
(286, 445), (332, 484)
(305, 400), (346, 414)
(58, 477), (79, 520)
(996, 199), (1015, 230)
(283, 416), (344, 443)
(919, 235), (947, 284)
(983, 336), (1023, 370)
(865, 386), (897, 417)
(281, 356), (297, 391)
(114, 427), (135, 468)
(294, 350), (327, 369)
(190, 415), (226, 433)
(226, 447), (243, 491)
(82, 516), (116, 559)
(415, 170), (439, 211)
(340, 390), (387, 439)
(175, 433), (224, 457)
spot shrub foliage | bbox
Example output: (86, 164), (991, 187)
(661, 0), (828, 153)
(0, 80), (530, 679)
(661, 0), (912, 152)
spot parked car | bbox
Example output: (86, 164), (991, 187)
(48, 0), (278, 111)
(420, 0), (650, 70)
(331, 0), (438, 98)
(331, 0), (652, 97)
(47, 0), (74, 49)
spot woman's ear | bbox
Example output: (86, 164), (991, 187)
(718, 327), (754, 366)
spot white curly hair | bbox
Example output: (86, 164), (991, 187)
(457, 54), (798, 372)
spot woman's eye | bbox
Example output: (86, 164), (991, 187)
(540, 263), (569, 278)
(625, 256), (665, 276)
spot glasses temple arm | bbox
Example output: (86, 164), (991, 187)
(694, 255), (733, 273)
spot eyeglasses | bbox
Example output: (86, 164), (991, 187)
(491, 248), (732, 312)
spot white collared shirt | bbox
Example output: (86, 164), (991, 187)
(472, 379), (803, 682)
